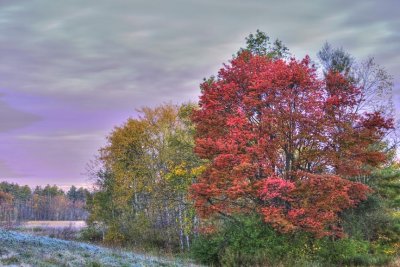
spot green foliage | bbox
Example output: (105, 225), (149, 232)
(341, 163), (400, 261)
(318, 42), (354, 76)
(191, 234), (223, 265)
(342, 195), (391, 240)
(192, 215), (299, 266)
(0, 182), (31, 200)
(240, 29), (289, 59)
(315, 238), (392, 266)
(68, 185), (89, 202)
(79, 226), (104, 242)
(371, 163), (400, 209)
(191, 214), (398, 266)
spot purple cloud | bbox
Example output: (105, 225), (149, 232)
(0, 0), (398, 187)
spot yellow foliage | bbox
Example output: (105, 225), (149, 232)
(90, 103), (203, 250)
(191, 165), (206, 176)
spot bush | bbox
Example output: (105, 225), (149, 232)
(315, 237), (395, 266)
(99, 212), (184, 253)
(191, 234), (223, 266)
(342, 195), (392, 241)
(79, 226), (104, 242)
(191, 214), (305, 266)
(191, 214), (398, 266)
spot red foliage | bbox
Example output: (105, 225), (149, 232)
(259, 177), (295, 201)
(259, 173), (371, 237)
(191, 51), (393, 237)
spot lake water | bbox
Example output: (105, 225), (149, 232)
(20, 220), (87, 230)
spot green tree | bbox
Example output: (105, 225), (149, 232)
(241, 30), (289, 59)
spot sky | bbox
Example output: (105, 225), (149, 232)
(0, 0), (399, 189)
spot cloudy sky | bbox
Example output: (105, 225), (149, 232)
(0, 0), (399, 188)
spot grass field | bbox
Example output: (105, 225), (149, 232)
(0, 228), (193, 266)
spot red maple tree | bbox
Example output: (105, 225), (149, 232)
(191, 51), (393, 237)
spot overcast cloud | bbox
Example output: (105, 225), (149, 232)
(0, 0), (399, 188)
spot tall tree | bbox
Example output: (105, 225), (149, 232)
(191, 39), (393, 237)
(89, 103), (202, 250)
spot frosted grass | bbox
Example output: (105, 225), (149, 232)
(0, 228), (188, 266)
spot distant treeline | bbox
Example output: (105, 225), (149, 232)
(0, 182), (90, 224)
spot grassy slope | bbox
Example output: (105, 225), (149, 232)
(0, 228), (187, 267)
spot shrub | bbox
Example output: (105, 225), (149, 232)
(315, 237), (394, 266)
(191, 234), (223, 265)
(342, 195), (392, 241)
(191, 214), (303, 266)
(79, 226), (104, 242)
(191, 213), (398, 266)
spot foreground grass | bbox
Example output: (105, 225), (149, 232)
(0, 228), (191, 266)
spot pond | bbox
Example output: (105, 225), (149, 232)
(19, 220), (87, 230)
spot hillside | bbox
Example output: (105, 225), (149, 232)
(0, 228), (187, 266)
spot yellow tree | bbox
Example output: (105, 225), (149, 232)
(90, 103), (203, 251)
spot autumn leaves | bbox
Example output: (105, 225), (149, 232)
(191, 50), (392, 237)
